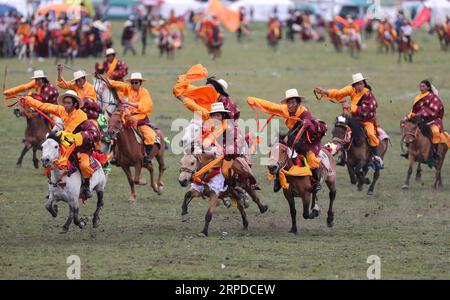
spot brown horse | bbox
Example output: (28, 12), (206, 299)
(14, 101), (49, 168)
(267, 142), (337, 233)
(331, 116), (388, 195)
(267, 27), (281, 53)
(108, 107), (166, 201)
(328, 28), (342, 52)
(178, 153), (268, 236)
(435, 24), (449, 51)
(397, 33), (415, 63)
(204, 27), (223, 60)
(400, 116), (448, 189)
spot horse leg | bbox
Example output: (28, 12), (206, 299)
(16, 144), (31, 168)
(32, 145), (39, 169)
(134, 164), (146, 185)
(45, 195), (58, 217)
(347, 163), (357, 185)
(415, 162), (422, 181)
(181, 189), (202, 222)
(61, 200), (75, 233)
(93, 190), (104, 228)
(73, 203), (86, 229)
(236, 201), (249, 230)
(199, 192), (220, 237)
(245, 188), (268, 214)
(283, 190), (297, 234)
(363, 166), (371, 184)
(310, 192), (320, 218)
(367, 168), (380, 195)
(402, 155), (414, 189)
(156, 152), (166, 194)
(326, 180), (336, 227)
(434, 153), (445, 189)
(147, 160), (158, 194)
(122, 166), (136, 202)
(355, 162), (366, 191)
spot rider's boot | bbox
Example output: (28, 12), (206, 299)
(144, 144), (153, 164)
(273, 173), (282, 193)
(371, 147), (384, 169)
(336, 149), (346, 166)
(311, 168), (322, 193)
(81, 178), (92, 198)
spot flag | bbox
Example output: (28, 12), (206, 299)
(412, 6), (431, 29)
(205, 0), (240, 32)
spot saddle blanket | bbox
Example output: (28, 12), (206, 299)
(377, 127), (389, 140)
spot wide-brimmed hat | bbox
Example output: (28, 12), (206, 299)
(57, 90), (83, 108)
(124, 20), (133, 27)
(72, 70), (87, 81)
(280, 88), (305, 104)
(31, 70), (47, 79)
(105, 48), (115, 56)
(208, 102), (230, 115)
(350, 73), (368, 85)
(126, 72), (146, 82)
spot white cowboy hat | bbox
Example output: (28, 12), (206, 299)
(280, 88), (305, 104)
(105, 48), (116, 56)
(57, 90), (83, 108)
(126, 72), (146, 82)
(124, 20), (133, 27)
(350, 73), (368, 85)
(72, 70), (87, 81)
(208, 102), (230, 115)
(216, 79), (228, 91)
(31, 70), (47, 79)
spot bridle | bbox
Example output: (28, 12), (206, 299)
(179, 155), (201, 175)
(269, 143), (289, 172)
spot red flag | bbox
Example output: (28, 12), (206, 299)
(205, 0), (240, 32)
(412, 6), (431, 29)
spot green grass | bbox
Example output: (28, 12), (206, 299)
(0, 22), (449, 279)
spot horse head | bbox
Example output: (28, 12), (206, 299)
(41, 132), (61, 167)
(178, 154), (199, 187)
(180, 118), (202, 149)
(401, 115), (425, 144)
(107, 108), (125, 140)
(331, 115), (349, 144)
(267, 142), (289, 175)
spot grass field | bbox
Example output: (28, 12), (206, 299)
(0, 22), (449, 279)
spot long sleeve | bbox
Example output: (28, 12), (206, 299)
(23, 96), (65, 117)
(417, 96), (443, 120)
(182, 97), (209, 120)
(109, 80), (129, 95)
(4, 80), (35, 96)
(136, 89), (152, 115)
(326, 85), (354, 103)
(56, 78), (75, 90)
(247, 97), (286, 117)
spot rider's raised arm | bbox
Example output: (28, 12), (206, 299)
(326, 85), (354, 103)
(247, 97), (285, 117)
(56, 77), (75, 90)
(182, 97), (209, 120)
(108, 80), (128, 95)
(3, 80), (35, 96)
(23, 96), (65, 117)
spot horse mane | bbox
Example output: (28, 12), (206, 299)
(346, 117), (365, 147)
(46, 131), (61, 143)
(409, 115), (432, 138)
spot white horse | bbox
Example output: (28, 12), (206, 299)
(180, 118), (203, 151)
(41, 134), (107, 233)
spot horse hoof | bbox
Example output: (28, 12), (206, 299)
(367, 190), (374, 195)
(93, 218), (100, 228)
(197, 232), (207, 237)
(60, 227), (69, 234)
(33, 160), (39, 169)
(259, 205), (268, 214)
(357, 186), (364, 192)
(327, 221), (334, 228)
(288, 228), (298, 234)
(181, 214), (189, 222)
(311, 209), (320, 218)
(128, 196), (136, 202)
(364, 178), (371, 185)
(401, 185), (409, 190)
(16, 163), (22, 168)
(135, 179), (146, 185)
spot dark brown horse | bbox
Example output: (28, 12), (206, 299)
(108, 107), (166, 201)
(400, 116), (448, 189)
(435, 24), (449, 51)
(267, 141), (336, 233)
(204, 27), (223, 60)
(331, 116), (388, 195)
(178, 153), (268, 236)
(14, 101), (49, 168)
(397, 33), (415, 63)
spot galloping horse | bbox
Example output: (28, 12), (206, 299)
(435, 24), (449, 51)
(267, 140), (336, 233)
(41, 133), (107, 233)
(397, 33), (415, 63)
(400, 116), (448, 189)
(108, 106), (166, 201)
(331, 116), (389, 195)
(178, 153), (268, 236)
(13, 100), (49, 168)
(267, 26), (281, 53)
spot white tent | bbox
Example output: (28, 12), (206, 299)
(424, 0), (450, 23)
(229, 0), (295, 22)
(157, 0), (203, 17)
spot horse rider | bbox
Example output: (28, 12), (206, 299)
(3, 70), (62, 130)
(247, 88), (326, 192)
(343, 15), (361, 46)
(106, 72), (160, 164)
(401, 80), (450, 157)
(314, 73), (384, 168)
(22, 90), (101, 198)
(176, 80), (259, 191)
(95, 48), (128, 81)
(57, 65), (97, 101)
(400, 19), (413, 48)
